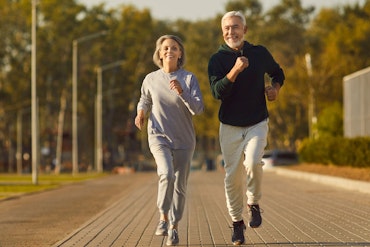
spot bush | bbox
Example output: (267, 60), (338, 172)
(298, 137), (370, 168)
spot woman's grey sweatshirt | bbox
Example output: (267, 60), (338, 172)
(137, 68), (204, 149)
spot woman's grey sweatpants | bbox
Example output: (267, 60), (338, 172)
(150, 144), (193, 226)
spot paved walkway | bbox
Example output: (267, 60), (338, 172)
(1, 169), (370, 246)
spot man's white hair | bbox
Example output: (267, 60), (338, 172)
(221, 11), (247, 27)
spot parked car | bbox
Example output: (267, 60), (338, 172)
(262, 150), (299, 169)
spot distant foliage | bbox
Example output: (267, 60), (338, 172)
(1, 0), (370, 172)
(316, 102), (343, 138)
(298, 137), (370, 168)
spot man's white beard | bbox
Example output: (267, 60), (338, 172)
(226, 39), (243, 50)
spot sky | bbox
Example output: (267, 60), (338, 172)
(78, 0), (365, 21)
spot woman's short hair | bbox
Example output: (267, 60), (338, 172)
(221, 11), (247, 27)
(153, 35), (186, 69)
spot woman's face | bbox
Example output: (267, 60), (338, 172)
(159, 38), (182, 65)
(222, 16), (247, 50)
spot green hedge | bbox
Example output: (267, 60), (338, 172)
(298, 137), (370, 168)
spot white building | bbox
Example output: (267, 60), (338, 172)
(343, 66), (370, 137)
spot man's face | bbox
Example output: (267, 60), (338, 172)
(222, 16), (247, 50)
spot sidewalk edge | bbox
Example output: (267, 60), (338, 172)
(273, 167), (370, 195)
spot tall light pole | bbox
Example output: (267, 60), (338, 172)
(72, 30), (108, 175)
(31, 0), (38, 184)
(95, 60), (124, 173)
(305, 53), (317, 139)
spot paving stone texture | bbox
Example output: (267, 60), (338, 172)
(0, 169), (369, 247)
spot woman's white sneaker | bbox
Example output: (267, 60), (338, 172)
(155, 220), (168, 236)
(166, 228), (179, 246)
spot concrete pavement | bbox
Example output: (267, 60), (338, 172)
(0, 168), (369, 246)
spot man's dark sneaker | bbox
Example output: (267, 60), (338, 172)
(248, 204), (262, 228)
(231, 220), (246, 245)
(155, 220), (168, 236)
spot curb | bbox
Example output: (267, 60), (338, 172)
(273, 167), (370, 195)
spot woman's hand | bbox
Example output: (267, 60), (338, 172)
(170, 79), (183, 95)
(135, 110), (145, 130)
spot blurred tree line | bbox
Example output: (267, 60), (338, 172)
(0, 0), (369, 172)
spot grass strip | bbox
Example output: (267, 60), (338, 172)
(0, 173), (107, 200)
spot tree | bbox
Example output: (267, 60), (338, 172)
(0, 0), (34, 172)
(1, 0), (370, 173)
(258, 0), (314, 149)
(316, 102), (343, 138)
(176, 18), (223, 158)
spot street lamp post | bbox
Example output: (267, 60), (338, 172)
(95, 60), (124, 173)
(31, 0), (38, 184)
(72, 30), (108, 175)
(305, 53), (317, 139)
